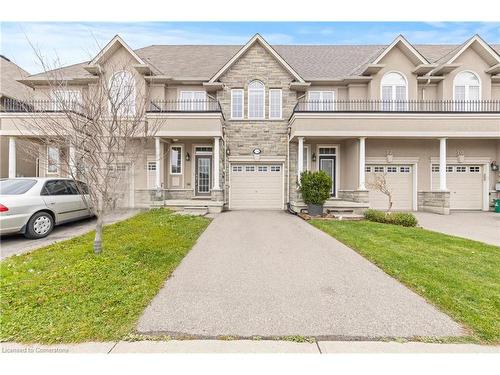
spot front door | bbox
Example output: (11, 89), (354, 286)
(319, 155), (336, 196)
(195, 155), (212, 196)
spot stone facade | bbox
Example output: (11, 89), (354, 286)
(418, 191), (451, 215)
(338, 190), (370, 203)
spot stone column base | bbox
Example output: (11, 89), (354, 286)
(338, 190), (369, 203)
(211, 189), (224, 202)
(418, 191), (450, 215)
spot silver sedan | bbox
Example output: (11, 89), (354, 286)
(0, 178), (92, 238)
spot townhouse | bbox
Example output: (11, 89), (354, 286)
(1, 33), (499, 214)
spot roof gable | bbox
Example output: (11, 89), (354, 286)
(209, 34), (305, 83)
(445, 35), (500, 66)
(89, 35), (146, 66)
(372, 35), (429, 66)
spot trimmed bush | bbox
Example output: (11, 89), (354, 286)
(364, 209), (418, 227)
(300, 171), (332, 205)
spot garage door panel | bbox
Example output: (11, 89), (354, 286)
(366, 165), (413, 211)
(230, 164), (283, 210)
(431, 164), (482, 210)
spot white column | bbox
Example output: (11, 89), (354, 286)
(8, 137), (16, 178)
(439, 138), (447, 191)
(358, 137), (366, 190)
(297, 137), (304, 182)
(69, 143), (76, 177)
(155, 137), (161, 189)
(213, 137), (220, 190)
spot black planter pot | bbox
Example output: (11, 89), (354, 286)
(307, 203), (324, 217)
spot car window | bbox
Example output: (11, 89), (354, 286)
(65, 180), (80, 195)
(0, 179), (37, 194)
(74, 181), (89, 194)
(42, 180), (75, 196)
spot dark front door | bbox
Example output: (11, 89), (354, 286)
(319, 155), (336, 197)
(195, 155), (212, 196)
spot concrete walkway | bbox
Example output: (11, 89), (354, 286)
(414, 211), (500, 246)
(0, 209), (140, 259)
(1, 340), (498, 353)
(137, 211), (464, 339)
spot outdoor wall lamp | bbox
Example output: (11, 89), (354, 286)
(311, 152), (317, 162)
(185, 152), (191, 162)
(226, 147), (231, 156)
(491, 161), (499, 172)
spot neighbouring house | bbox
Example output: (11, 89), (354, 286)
(1, 34), (499, 214)
(0, 55), (36, 178)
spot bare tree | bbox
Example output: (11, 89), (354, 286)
(13, 48), (164, 254)
(367, 172), (394, 211)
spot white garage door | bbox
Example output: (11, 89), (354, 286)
(230, 164), (283, 210)
(366, 165), (413, 211)
(431, 164), (483, 210)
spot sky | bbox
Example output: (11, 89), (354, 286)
(1, 22), (500, 74)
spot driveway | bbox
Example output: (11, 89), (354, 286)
(138, 210), (464, 339)
(414, 211), (500, 246)
(0, 209), (140, 260)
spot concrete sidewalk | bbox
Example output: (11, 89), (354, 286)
(1, 340), (499, 354)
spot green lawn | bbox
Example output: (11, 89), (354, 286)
(0, 209), (210, 344)
(310, 219), (500, 344)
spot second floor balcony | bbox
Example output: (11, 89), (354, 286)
(148, 99), (222, 113)
(293, 99), (500, 114)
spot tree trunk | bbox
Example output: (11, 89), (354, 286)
(387, 197), (393, 212)
(93, 215), (103, 254)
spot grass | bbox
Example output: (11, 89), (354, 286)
(310, 219), (500, 344)
(0, 209), (210, 344)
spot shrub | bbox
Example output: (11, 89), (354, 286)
(299, 171), (332, 205)
(364, 209), (418, 227)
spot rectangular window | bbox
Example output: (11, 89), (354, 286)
(231, 89), (244, 119)
(456, 166), (467, 172)
(447, 166), (454, 172)
(387, 166), (398, 173)
(245, 165), (255, 172)
(170, 146), (182, 174)
(258, 166), (268, 172)
(248, 88), (265, 119)
(47, 147), (60, 174)
(147, 161), (157, 171)
(432, 165), (440, 172)
(319, 147), (336, 155)
(269, 89), (282, 119)
(374, 166), (384, 173)
(232, 165), (242, 172)
(399, 166), (410, 173)
(51, 90), (81, 111)
(308, 91), (334, 111)
(365, 166), (372, 173)
(469, 166), (480, 173)
(270, 165), (281, 172)
(180, 91), (206, 111)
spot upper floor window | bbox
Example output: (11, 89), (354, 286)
(248, 80), (265, 119)
(179, 91), (206, 111)
(307, 91), (334, 111)
(454, 71), (480, 101)
(51, 90), (81, 111)
(109, 70), (135, 116)
(381, 72), (407, 111)
(269, 89), (282, 119)
(231, 89), (244, 119)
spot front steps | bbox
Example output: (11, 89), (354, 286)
(291, 199), (369, 216)
(161, 199), (224, 214)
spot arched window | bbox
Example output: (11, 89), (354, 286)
(381, 72), (408, 112)
(454, 71), (480, 101)
(248, 80), (265, 119)
(109, 70), (136, 115)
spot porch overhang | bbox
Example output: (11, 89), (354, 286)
(146, 112), (224, 138)
(289, 113), (500, 139)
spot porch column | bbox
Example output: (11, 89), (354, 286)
(213, 136), (220, 190)
(155, 137), (161, 189)
(8, 137), (16, 178)
(439, 137), (447, 191)
(297, 137), (304, 182)
(358, 137), (366, 190)
(69, 143), (76, 177)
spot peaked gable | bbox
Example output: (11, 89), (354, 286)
(89, 35), (146, 67)
(372, 35), (429, 66)
(445, 35), (500, 66)
(209, 34), (305, 83)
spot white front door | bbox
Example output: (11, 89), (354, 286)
(195, 155), (212, 196)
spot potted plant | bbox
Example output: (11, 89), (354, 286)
(300, 170), (332, 217)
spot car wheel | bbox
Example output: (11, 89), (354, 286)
(24, 212), (54, 239)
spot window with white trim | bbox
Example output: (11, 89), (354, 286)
(109, 70), (135, 115)
(381, 72), (407, 111)
(454, 71), (480, 101)
(446, 166), (454, 172)
(374, 166), (384, 173)
(47, 147), (60, 174)
(245, 165), (255, 172)
(308, 91), (334, 111)
(51, 90), (82, 111)
(432, 165), (440, 172)
(399, 166), (410, 173)
(269, 89), (282, 119)
(469, 166), (480, 173)
(456, 166), (467, 172)
(365, 166), (372, 173)
(179, 91), (206, 111)
(231, 89), (244, 119)
(170, 146), (182, 175)
(270, 165), (281, 172)
(258, 165), (268, 172)
(248, 80), (265, 119)
(387, 166), (398, 173)
(232, 165), (242, 172)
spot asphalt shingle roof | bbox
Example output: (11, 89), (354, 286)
(0, 56), (33, 99)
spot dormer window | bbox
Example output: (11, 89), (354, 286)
(454, 71), (480, 101)
(248, 80), (265, 119)
(381, 72), (407, 111)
